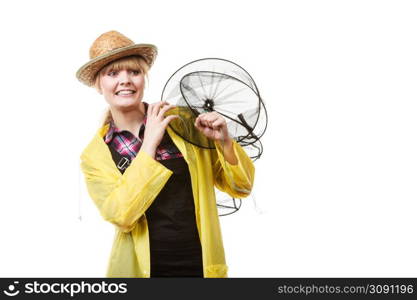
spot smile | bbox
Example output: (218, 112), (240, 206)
(115, 90), (136, 95)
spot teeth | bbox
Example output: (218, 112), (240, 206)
(116, 90), (135, 95)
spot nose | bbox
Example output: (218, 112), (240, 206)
(119, 70), (132, 85)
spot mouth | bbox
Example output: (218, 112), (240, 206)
(115, 89), (136, 96)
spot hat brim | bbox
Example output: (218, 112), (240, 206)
(76, 43), (157, 87)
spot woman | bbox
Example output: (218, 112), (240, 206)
(77, 31), (255, 278)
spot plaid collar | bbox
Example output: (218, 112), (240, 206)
(104, 102), (148, 144)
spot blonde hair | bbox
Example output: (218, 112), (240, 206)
(94, 55), (150, 126)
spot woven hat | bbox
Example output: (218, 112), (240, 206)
(76, 31), (157, 86)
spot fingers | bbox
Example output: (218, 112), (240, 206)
(194, 112), (229, 142)
(195, 112), (224, 129)
(148, 101), (170, 117)
(195, 114), (211, 130)
(211, 118), (223, 129)
(194, 117), (204, 131)
(162, 115), (179, 128)
(158, 103), (176, 119)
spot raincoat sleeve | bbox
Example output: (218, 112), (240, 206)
(80, 150), (173, 233)
(212, 140), (255, 198)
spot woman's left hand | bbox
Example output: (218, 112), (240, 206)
(194, 112), (231, 143)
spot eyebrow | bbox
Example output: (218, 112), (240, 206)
(107, 68), (141, 72)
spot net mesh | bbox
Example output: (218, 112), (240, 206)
(161, 58), (267, 215)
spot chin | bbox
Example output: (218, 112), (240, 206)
(115, 100), (141, 110)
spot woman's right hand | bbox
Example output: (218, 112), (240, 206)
(141, 101), (178, 158)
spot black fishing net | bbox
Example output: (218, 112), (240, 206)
(161, 58), (268, 216)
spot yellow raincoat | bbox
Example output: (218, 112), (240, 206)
(80, 121), (255, 278)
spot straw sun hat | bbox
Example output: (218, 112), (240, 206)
(76, 30), (157, 87)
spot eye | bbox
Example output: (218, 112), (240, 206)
(107, 70), (117, 76)
(130, 70), (141, 75)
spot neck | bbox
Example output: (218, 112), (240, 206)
(110, 102), (146, 138)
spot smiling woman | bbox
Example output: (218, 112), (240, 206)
(76, 30), (255, 278)
(94, 56), (149, 129)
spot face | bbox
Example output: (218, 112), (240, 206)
(98, 68), (145, 111)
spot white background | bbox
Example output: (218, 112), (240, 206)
(0, 0), (416, 277)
